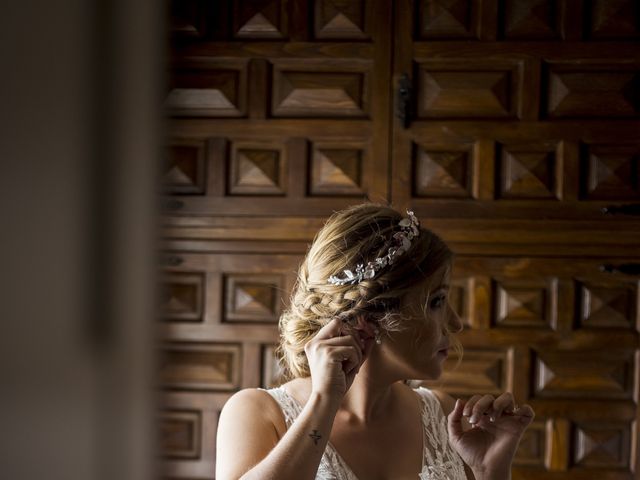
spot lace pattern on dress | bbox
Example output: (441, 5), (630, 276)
(262, 387), (357, 480)
(262, 386), (466, 480)
(415, 388), (466, 480)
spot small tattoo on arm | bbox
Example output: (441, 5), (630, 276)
(309, 430), (322, 445)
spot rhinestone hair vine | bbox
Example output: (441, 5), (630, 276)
(327, 210), (420, 286)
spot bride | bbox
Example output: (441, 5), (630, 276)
(216, 204), (534, 479)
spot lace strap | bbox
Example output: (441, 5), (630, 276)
(260, 387), (302, 427)
(415, 387), (467, 480)
(259, 387), (356, 480)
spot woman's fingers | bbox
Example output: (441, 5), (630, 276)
(462, 392), (535, 428)
(468, 394), (496, 425)
(490, 392), (515, 422)
(322, 335), (363, 363)
(326, 346), (361, 374)
(313, 317), (344, 341)
(447, 398), (467, 439)
(514, 404), (535, 424)
(462, 395), (482, 420)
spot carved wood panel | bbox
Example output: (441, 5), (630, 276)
(161, 1), (640, 478)
(163, 0), (392, 218)
(420, 256), (640, 478)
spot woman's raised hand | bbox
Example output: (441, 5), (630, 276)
(304, 318), (372, 400)
(447, 392), (535, 480)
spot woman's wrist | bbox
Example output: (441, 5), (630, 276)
(308, 390), (342, 412)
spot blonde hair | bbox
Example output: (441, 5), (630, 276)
(278, 203), (455, 378)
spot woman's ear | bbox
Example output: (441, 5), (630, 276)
(353, 315), (377, 340)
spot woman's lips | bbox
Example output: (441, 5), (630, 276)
(437, 348), (449, 358)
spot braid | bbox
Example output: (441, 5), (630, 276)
(277, 203), (453, 379)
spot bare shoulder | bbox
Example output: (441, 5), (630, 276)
(219, 387), (286, 435)
(215, 388), (286, 479)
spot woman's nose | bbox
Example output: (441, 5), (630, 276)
(447, 303), (463, 333)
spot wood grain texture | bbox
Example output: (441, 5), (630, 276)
(161, 1), (640, 478)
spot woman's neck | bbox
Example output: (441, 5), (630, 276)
(338, 355), (403, 425)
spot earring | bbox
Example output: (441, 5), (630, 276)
(374, 328), (382, 345)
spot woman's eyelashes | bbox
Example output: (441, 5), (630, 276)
(428, 294), (447, 310)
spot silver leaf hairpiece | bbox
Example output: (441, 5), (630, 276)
(327, 210), (420, 286)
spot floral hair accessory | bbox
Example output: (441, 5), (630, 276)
(328, 210), (420, 286)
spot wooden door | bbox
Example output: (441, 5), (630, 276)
(393, 1), (640, 479)
(160, 1), (393, 478)
(160, 1), (640, 479)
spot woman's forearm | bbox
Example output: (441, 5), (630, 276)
(240, 392), (340, 480)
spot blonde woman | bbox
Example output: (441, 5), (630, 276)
(216, 204), (534, 480)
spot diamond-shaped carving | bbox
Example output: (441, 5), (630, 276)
(159, 410), (201, 459)
(423, 349), (506, 395)
(274, 70), (364, 117)
(229, 147), (285, 195)
(574, 424), (631, 468)
(503, 0), (558, 39)
(514, 420), (546, 467)
(160, 343), (241, 391)
(166, 67), (245, 117)
(160, 392), (221, 477)
(225, 275), (283, 322)
(417, 0), (475, 38)
(420, 69), (514, 118)
(589, 0), (639, 39)
(534, 351), (633, 399)
(235, 0), (284, 38)
(495, 280), (555, 329)
(161, 273), (204, 323)
(310, 148), (363, 196)
(262, 345), (287, 388)
(315, 0), (367, 39)
(163, 143), (206, 194)
(580, 283), (635, 329)
(583, 148), (640, 199)
(170, 1), (209, 39)
(448, 283), (468, 327)
(547, 70), (639, 117)
(414, 149), (471, 198)
(499, 148), (557, 198)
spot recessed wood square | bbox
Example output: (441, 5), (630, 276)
(573, 422), (631, 469)
(533, 349), (634, 399)
(163, 141), (207, 195)
(261, 344), (287, 388)
(423, 348), (508, 395)
(159, 410), (201, 459)
(498, 144), (559, 199)
(309, 147), (364, 196)
(577, 281), (637, 330)
(160, 343), (241, 391)
(166, 64), (247, 117)
(581, 144), (640, 200)
(314, 0), (369, 39)
(233, 0), (286, 39)
(229, 143), (286, 196)
(546, 65), (640, 118)
(161, 272), (205, 323)
(413, 146), (473, 198)
(494, 279), (557, 329)
(272, 66), (369, 117)
(501, 0), (560, 39)
(415, 0), (477, 39)
(224, 274), (283, 323)
(416, 62), (520, 119)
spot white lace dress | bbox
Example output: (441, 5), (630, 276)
(263, 386), (467, 480)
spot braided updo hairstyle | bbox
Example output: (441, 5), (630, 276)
(278, 203), (454, 379)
